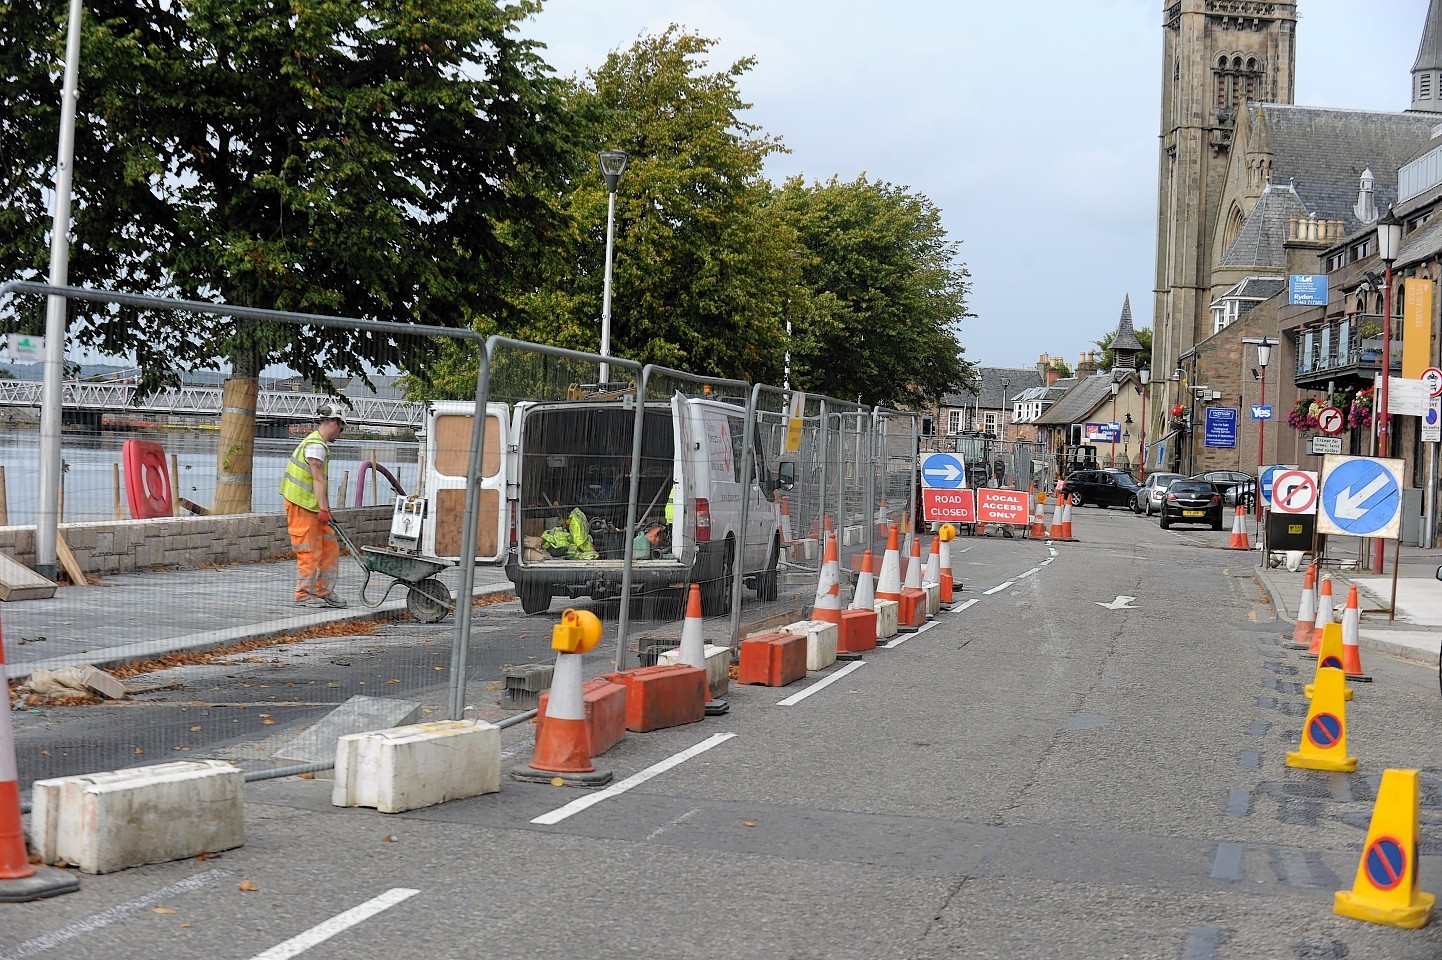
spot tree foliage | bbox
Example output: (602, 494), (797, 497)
(1, 0), (573, 382)
(774, 175), (972, 407)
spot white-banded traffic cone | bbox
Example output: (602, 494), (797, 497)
(851, 549), (876, 610)
(1339, 584), (1372, 682)
(904, 534), (924, 590)
(1304, 576), (1335, 659)
(938, 524), (958, 604)
(1048, 487), (1066, 539)
(900, 529), (916, 582)
(812, 533), (842, 625)
(679, 583), (728, 714)
(779, 497), (793, 545)
(875, 498), (888, 537)
(1060, 497), (1074, 540)
(923, 536), (941, 586)
(1, 618), (79, 901)
(1284, 564), (1317, 649)
(876, 524), (903, 603)
(1029, 495), (1047, 539)
(1227, 505), (1250, 549)
(512, 609), (612, 787)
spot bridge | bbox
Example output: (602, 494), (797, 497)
(0, 380), (424, 430)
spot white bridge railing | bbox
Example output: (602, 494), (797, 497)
(0, 380), (423, 428)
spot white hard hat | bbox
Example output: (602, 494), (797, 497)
(316, 400), (348, 425)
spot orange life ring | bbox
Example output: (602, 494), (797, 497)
(122, 439), (173, 519)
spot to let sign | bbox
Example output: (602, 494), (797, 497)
(1289, 274), (1328, 306)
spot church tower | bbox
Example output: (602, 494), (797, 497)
(1153, 0), (1296, 382)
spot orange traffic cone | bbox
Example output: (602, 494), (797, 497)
(923, 536), (941, 587)
(937, 525), (957, 604)
(1340, 585), (1372, 682)
(900, 528), (917, 580)
(1, 618), (80, 901)
(1060, 498), (1074, 540)
(1227, 505), (1250, 550)
(1304, 576), (1335, 659)
(875, 498), (888, 537)
(876, 524), (902, 603)
(851, 549), (876, 610)
(779, 497), (793, 545)
(1048, 485), (1066, 539)
(812, 532), (842, 625)
(904, 535), (924, 591)
(513, 609), (612, 787)
(1284, 565), (1317, 650)
(1029, 494), (1047, 539)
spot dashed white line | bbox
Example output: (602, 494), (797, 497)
(946, 598), (979, 614)
(983, 581), (1014, 595)
(249, 888), (419, 960)
(1016, 567), (1041, 579)
(0, 870), (230, 960)
(884, 621), (939, 647)
(778, 660), (867, 703)
(532, 732), (737, 825)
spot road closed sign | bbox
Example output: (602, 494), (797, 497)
(977, 488), (1029, 525)
(922, 488), (974, 523)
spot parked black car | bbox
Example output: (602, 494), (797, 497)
(1062, 468), (1141, 509)
(1190, 470), (1252, 500)
(1159, 480), (1224, 530)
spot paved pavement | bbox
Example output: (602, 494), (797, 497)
(1, 557), (516, 681)
(1252, 533), (1442, 668)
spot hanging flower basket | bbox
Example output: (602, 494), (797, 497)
(1349, 387), (1374, 429)
(1287, 396), (1321, 431)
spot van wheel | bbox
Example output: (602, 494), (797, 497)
(700, 549), (734, 616)
(518, 587), (551, 616)
(755, 539), (780, 602)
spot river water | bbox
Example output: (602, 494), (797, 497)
(0, 429), (420, 525)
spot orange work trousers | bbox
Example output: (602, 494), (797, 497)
(286, 501), (339, 601)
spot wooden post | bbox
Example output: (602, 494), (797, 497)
(213, 377), (259, 514)
(113, 463), (123, 519)
(338, 470), (349, 508)
(171, 454), (181, 516)
(0, 465), (8, 525)
(368, 447), (378, 506)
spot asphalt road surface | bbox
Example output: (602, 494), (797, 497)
(7, 506), (1442, 959)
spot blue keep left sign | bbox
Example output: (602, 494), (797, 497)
(1319, 456), (1403, 538)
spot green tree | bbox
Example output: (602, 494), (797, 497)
(773, 174), (972, 407)
(1, 0), (573, 510)
(1094, 328), (1153, 372)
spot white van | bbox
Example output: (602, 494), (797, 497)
(417, 394), (783, 615)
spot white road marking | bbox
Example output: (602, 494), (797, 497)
(249, 888), (419, 960)
(1016, 567), (1041, 579)
(983, 581), (1014, 595)
(532, 732), (737, 825)
(0, 870), (230, 960)
(1048, 547), (1058, 558)
(946, 598), (979, 614)
(779, 660), (867, 702)
(952, 546), (973, 554)
(884, 620), (938, 647)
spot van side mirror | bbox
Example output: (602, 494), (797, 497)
(777, 461), (796, 491)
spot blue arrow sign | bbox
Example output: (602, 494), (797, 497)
(1259, 464), (1294, 506)
(920, 452), (966, 489)
(1251, 405), (1273, 420)
(1321, 458), (1400, 536)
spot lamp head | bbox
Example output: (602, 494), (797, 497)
(1376, 205), (1403, 264)
(598, 149), (629, 193)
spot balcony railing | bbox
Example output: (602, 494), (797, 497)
(1295, 314), (1399, 384)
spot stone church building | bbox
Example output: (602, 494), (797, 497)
(1150, 0), (1442, 479)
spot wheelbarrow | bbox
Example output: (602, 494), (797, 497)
(332, 521), (455, 624)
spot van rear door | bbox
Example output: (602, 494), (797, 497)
(421, 401), (509, 563)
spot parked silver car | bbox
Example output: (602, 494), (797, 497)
(1130, 472), (1186, 516)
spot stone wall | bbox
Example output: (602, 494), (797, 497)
(0, 505), (391, 577)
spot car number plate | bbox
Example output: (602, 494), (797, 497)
(1182, 510), (1205, 517)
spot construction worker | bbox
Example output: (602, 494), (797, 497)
(280, 401), (348, 607)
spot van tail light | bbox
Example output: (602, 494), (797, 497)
(694, 497), (711, 542)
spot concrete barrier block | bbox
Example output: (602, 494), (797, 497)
(782, 620), (838, 670)
(657, 642), (731, 700)
(333, 719), (500, 814)
(841, 525), (865, 546)
(874, 599), (899, 639)
(925, 583), (941, 617)
(32, 760), (244, 874)
(793, 538), (818, 562)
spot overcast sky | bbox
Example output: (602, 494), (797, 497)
(522, 0), (1434, 374)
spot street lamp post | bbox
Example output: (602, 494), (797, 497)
(597, 148), (628, 385)
(1373, 206), (1403, 573)
(1255, 339), (1273, 523)
(1109, 380), (1121, 467)
(1138, 364), (1151, 482)
(1000, 378), (1009, 442)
